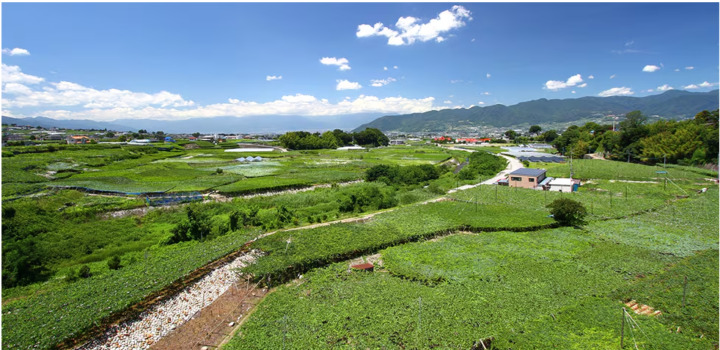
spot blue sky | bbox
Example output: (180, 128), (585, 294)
(2, 2), (718, 121)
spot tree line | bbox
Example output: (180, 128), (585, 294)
(278, 128), (389, 150)
(550, 109), (718, 165)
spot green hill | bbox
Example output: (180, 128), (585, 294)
(354, 89), (719, 132)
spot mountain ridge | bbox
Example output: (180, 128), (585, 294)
(353, 89), (719, 132)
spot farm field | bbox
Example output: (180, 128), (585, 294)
(0, 142), (479, 349)
(2, 143), (718, 350)
(3, 143), (453, 198)
(225, 160), (718, 349)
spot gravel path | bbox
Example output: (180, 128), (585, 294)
(77, 251), (261, 350)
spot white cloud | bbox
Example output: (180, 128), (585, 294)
(1, 71), (194, 109)
(320, 57), (351, 71)
(393, 65), (398, 70)
(685, 66), (694, 70)
(545, 74), (584, 91)
(642, 65), (661, 72)
(370, 77), (397, 87)
(383, 66), (388, 71)
(610, 74), (616, 79)
(578, 83), (587, 88)
(2, 48), (30, 56)
(336, 80), (362, 90)
(657, 84), (673, 91)
(17, 94), (439, 121)
(2, 64), (44, 84)
(443, 100), (452, 104)
(477, 101), (485, 105)
(588, 75), (594, 79)
(356, 5), (472, 46)
(2, 82), (34, 95)
(571, 91), (576, 94)
(598, 87), (634, 97)
(685, 81), (717, 89)
(646, 89), (654, 93)
(674, 69), (680, 72)
(1, 64), (445, 122)
(486, 73), (491, 79)
(482, 91), (490, 95)
(450, 79), (462, 84)
(471, 38), (476, 42)
(266, 75), (282, 81)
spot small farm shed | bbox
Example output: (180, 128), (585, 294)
(547, 178), (580, 192)
(507, 168), (547, 189)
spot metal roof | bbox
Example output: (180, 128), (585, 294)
(509, 168), (547, 177)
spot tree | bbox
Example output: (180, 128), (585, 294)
(504, 130), (517, 140)
(541, 130), (558, 142)
(192, 132), (201, 138)
(105, 131), (115, 138)
(529, 125), (542, 135)
(547, 198), (587, 227)
(118, 135), (127, 142)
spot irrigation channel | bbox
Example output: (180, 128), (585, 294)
(74, 155), (520, 350)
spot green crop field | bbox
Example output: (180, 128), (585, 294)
(2, 142), (717, 350)
(226, 185), (718, 349)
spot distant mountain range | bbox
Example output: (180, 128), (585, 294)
(354, 89), (719, 132)
(1, 114), (383, 134)
(4, 90), (718, 134)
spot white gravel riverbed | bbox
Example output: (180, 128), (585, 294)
(77, 251), (261, 350)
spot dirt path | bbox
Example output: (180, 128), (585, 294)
(150, 281), (268, 350)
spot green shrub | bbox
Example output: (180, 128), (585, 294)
(546, 198), (587, 226)
(78, 265), (91, 278)
(107, 256), (121, 270)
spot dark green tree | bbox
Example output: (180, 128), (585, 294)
(547, 198), (587, 227)
(529, 125), (542, 134)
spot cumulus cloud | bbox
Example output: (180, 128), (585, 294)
(486, 73), (491, 79)
(356, 5), (472, 46)
(2, 64), (44, 84)
(3, 81), (194, 109)
(598, 87), (634, 97)
(685, 81), (716, 89)
(17, 95), (439, 121)
(1, 64), (444, 122)
(545, 74), (584, 91)
(656, 84), (673, 91)
(370, 77), (397, 87)
(383, 66), (388, 71)
(320, 57), (351, 71)
(336, 80), (362, 90)
(642, 65), (661, 72)
(266, 75), (282, 81)
(2, 48), (30, 56)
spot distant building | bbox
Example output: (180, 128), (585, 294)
(67, 135), (91, 144)
(507, 168), (547, 189)
(389, 139), (405, 145)
(547, 178), (581, 192)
